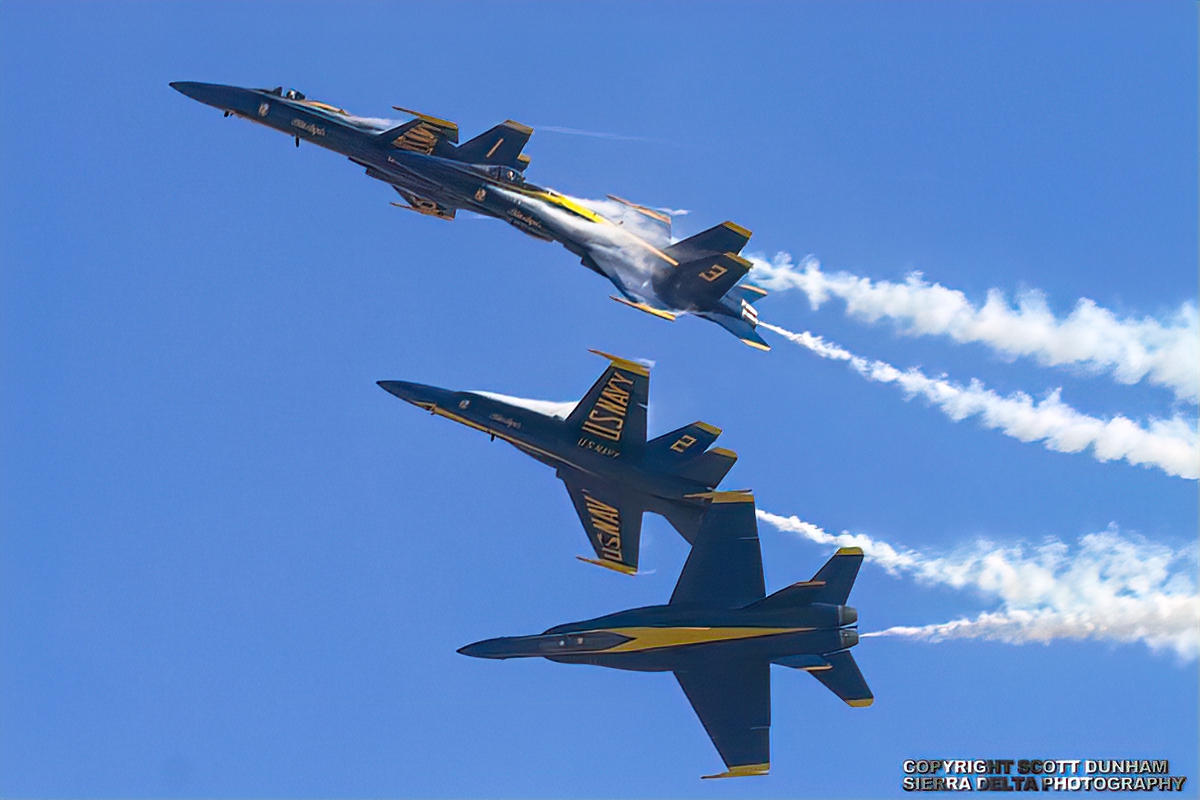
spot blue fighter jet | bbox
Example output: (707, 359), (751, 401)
(459, 492), (873, 778)
(171, 82), (771, 349)
(379, 350), (740, 574)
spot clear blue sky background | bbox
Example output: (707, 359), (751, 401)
(2, 2), (1196, 797)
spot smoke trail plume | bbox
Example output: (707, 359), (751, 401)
(536, 125), (657, 143)
(751, 254), (1200, 405)
(760, 322), (1199, 480)
(758, 510), (1200, 660)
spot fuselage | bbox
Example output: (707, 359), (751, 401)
(459, 600), (861, 673)
(171, 82), (726, 314)
(378, 379), (710, 505)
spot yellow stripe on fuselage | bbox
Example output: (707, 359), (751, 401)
(425, 405), (566, 467)
(515, 188), (680, 266)
(601, 626), (809, 653)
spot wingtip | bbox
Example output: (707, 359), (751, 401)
(685, 490), (755, 504)
(575, 555), (638, 575)
(702, 763), (770, 779)
(587, 348), (651, 377)
(847, 697), (874, 707)
(835, 546), (864, 557)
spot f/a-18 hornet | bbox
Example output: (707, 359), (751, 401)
(459, 492), (873, 778)
(171, 81), (771, 349)
(379, 350), (740, 575)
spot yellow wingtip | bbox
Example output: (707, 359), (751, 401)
(702, 763), (770, 779)
(609, 295), (679, 321)
(847, 697), (874, 707)
(694, 421), (723, 436)
(504, 119), (534, 135)
(575, 555), (637, 575)
(709, 447), (738, 460)
(587, 349), (651, 377)
(741, 338), (771, 352)
(836, 546), (864, 556)
(686, 490), (754, 504)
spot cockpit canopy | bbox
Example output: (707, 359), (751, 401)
(482, 164), (524, 184)
(262, 86), (306, 100)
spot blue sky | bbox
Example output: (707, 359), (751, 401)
(2, 2), (1196, 797)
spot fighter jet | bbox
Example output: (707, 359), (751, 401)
(378, 350), (739, 574)
(459, 492), (873, 778)
(171, 81), (771, 349)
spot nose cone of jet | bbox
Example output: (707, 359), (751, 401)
(170, 81), (254, 112)
(377, 380), (453, 410)
(457, 637), (528, 660)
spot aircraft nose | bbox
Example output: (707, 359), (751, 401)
(377, 380), (451, 410)
(457, 637), (523, 659)
(169, 81), (252, 112)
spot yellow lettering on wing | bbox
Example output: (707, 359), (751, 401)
(582, 492), (622, 561)
(577, 371), (635, 443)
(699, 263), (728, 282)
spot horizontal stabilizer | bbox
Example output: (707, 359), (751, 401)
(656, 253), (751, 311)
(702, 313), (770, 351)
(732, 283), (769, 305)
(749, 547), (864, 610)
(809, 547), (863, 606)
(676, 448), (738, 489)
(772, 654), (830, 671)
(454, 120), (534, 169)
(644, 421), (722, 467)
(810, 650), (873, 707)
(663, 221), (752, 261)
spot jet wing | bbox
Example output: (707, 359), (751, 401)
(669, 493), (765, 608)
(559, 470), (643, 575)
(391, 186), (457, 220)
(675, 660), (771, 778)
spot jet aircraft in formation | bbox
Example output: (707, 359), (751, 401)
(379, 350), (738, 575)
(460, 492), (873, 778)
(171, 82), (872, 778)
(170, 81), (771, 349)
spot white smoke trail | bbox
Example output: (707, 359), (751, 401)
(757, 510), (1200, 660)
(750, 253), (1200, 405)
(760, 322), (1199, 480)
(536, 125), (657, 143)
